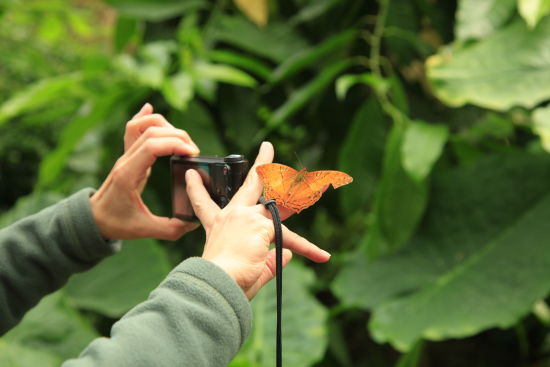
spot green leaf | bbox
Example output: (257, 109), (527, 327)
(209, 50), (272, 80)
(362, 124), (428, 259)
(455, 0), (516, 40)
(65, 239), (171, 317)
(267, 59), (353, 130)
(338, 99), (387, 213)
(103, 0), (206, 21)
(114, 16), (140, 52)
(194, 62), (258, 88)
(532, 103), (550, 152)
(519, 0), (550, 28)
(271, 30), (357, 85)
(0, 341), (61, 367)
(288, 0), (342, 25)
(162, 72), (194, 110)
(335, 152), (550, 351)
(36, 89), (128, 189)
(211, 16), (309, 63)
(220, 88), (262, 152)
(3, 291), (98, 360)
(38, 13), (64, 43)
(230, 262), (328, 367)
(427, 17), (550, 110)
(401, 120), (449, 183)
(170, 101), (226, 156)
(0, 73), (83, 126)
(335, 73), (389, 100)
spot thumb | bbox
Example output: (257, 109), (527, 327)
(185, 169), (219, 228)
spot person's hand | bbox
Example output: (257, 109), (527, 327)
(90, 103), (200, 240)
(185, 141), (331, 299)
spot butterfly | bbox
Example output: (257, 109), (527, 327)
(256, 163), (353, 213)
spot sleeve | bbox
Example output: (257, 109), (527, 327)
(0, 189), (121, 334)
(62, 257), (252, 367)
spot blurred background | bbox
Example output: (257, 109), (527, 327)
(1, 0), (550, 366)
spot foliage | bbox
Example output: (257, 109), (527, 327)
(2, 0), (550, 366)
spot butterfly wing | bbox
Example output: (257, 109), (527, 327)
(284, 170), (353, 213)
(257, 164), (353, 213)
(256, 163), (298, 204)
(305, 170), (353, 190)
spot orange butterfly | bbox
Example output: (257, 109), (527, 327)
(256, 163), (353, 213)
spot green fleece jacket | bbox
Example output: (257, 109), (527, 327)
(0, 189), (252, 366)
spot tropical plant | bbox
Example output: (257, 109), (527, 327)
(2, 0), (550, 366)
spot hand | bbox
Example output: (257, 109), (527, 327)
(185, 141), (331, 299)
(90, 103), (200, 240)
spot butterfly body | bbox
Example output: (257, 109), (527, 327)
(256, 163), (353, 213)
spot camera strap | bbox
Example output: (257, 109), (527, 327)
(260, 196), (283, 367)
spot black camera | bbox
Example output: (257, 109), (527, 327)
(170, 154), (249, 221)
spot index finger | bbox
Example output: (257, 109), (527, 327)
(228, 141), (274, 207)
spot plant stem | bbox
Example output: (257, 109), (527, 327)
(369, 0), (406, 126)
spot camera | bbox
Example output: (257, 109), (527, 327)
(170, 154), (249, 221)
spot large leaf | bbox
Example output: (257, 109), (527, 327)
(209, 50), (272, 80)
(0, 341), (60, 367)
(519, 0), (550, 28)
(0, 73), (83, 126)
(194, 62), (258, 88)
(401, 120), (449, 183)
(230, 262), (328, 367)
(65, 239), (171, 317)
(170, 101), (226, 156)
(3, 291), (98, 361)
(36, 89), (128, 189)
(103, 0), (205, 21)
(333, 152), (550, 351)
(162, 72), (194, 110)
(361, 124), (428, 260)
(270, 30), (357, 85)
(338, 99), (387, 213)
(267, 59), (353, 131)
(211, 16), (309, 63)
(455, 0), (516, 40)
(427, 17), (550, 110)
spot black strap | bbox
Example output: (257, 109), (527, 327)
(260, 196), (283, 367)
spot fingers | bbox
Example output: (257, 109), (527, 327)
(147, 216), (200, 241)
(281, 225), (331, 263)
(132, 103), (153, 120)
(117, 136), (199, 186)
(229, 141), (274, 207)
(185, 169), (220, 228)
(125, 109), (199, 153)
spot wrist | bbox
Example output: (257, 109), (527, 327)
(89, 191), (112, 241)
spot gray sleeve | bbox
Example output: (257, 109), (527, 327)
(0, 189), (121, 334)
(62, 258), (252, 367)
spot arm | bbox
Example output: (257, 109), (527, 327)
(61, 142), (329, 366)
(62, 258), (251, 367)
(0, 104), (199, 334)
(0, 189), (120, 334)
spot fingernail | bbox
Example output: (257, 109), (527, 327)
(322, 249), (331, 258)
(191, 141), (200, 153)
